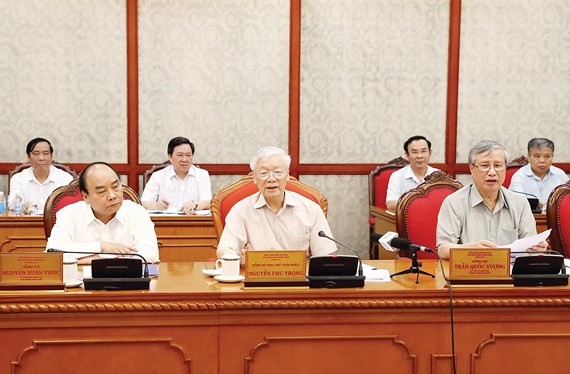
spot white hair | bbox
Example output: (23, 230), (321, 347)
(249, 146), (292, 171)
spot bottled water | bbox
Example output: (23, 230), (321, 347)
(0, 191), (5, 214)
(13, 194), (23, 215)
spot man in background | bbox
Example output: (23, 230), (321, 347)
(9, 138), (73, 214)
(509, 137), (568, 212)
(141, 136), (212, 215)
(386, 135), (439, 210)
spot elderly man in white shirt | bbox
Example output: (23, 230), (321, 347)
(386, 135), (439, 210)
(46, 162), (159, 264)
(509, 138), (569, 212)
(141, 136), (212, 215)
(217, 146), (337, 261)
(9, 138), (73, 214)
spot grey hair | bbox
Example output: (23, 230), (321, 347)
(249, 146), (292, 171)
(468, 140), (510, 165)
(527, 138), (554, 153)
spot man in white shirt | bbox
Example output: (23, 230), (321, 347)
(386, 135), (439, 210)
(9, 138), (73, 214)
(509, 138), (569, 212)
(217, 146), (337, 261)
(46, 162), (159, 264)
(141, 136), (212, 215)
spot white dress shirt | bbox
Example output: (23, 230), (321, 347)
(386, 165), (439, 203)
(509, 164), (569, 205)
(9, 165), (73, 211)
(141, 165), (212, 211)
(46, 200), (160, 263)
(217, 191), (337, 258)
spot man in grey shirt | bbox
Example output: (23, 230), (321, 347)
(436, 140), (548, 259)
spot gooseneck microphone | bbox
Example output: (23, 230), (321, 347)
(47, 248), (149, 278)
(318, 231), (363, 276)
(371, 233), (434, 253)
(510, 190), (539, 199)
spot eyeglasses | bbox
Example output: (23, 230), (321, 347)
(471, 163), (506, 173)
(255, 170), (288, 180)
(409, 149), (429, 157)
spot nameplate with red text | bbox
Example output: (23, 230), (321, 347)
(244, 250), (308, 287)
(0, 252), (65, 290)
(449, 248), (512, 284)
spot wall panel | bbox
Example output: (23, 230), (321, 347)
(457, 0), (570, 162)
(299, 0), (450, 164)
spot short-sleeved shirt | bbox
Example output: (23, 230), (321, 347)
(217, 191), (337, 258)
(437, 184), (537, 248)
(386, 165), (439, 204)
(46, 200), (159, 263)
(8, 165), (74, 211)
(509, 164), (569, 204)
(141, 165), (212, 211)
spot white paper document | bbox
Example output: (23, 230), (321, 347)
(362, 264), (391, 282)
(502, 229), (551, 254)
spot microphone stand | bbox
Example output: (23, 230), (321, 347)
(390, 247), (435, 284)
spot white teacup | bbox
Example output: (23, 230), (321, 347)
(63, 254), (78, 285)
(215, 252), (241, 278)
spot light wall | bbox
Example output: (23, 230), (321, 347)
(0, 0), (568, 258)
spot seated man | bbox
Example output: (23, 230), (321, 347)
(9, 138), (74, 214)
(386, 135), (439, 210)
(216, 146), (337, 261)
(436, 140), (548, 259)
(46, 162), (159, 264)
(141, 136), (212, 215)
(509, 138), (568, 212)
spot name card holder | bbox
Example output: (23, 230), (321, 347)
(0, 252), (65, 290)
(448, 248), (512, 285)
(244, 250), (309, 287)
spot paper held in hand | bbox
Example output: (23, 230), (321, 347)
(502, 229), (551, 255)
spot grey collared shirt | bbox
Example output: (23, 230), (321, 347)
(437, 184), (537, 248)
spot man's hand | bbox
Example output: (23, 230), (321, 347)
(474, 240), (498, 248)
(181, 201), (197, 215)
(155, 199), (169, 210)
(101, 242), (138, 255)
(240, 243), (252, 265)
(529, 240), (549, 252)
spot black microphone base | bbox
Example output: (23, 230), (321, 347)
(512, 274), (569, 287)
(307, 275), (365, 289)
(83, 277), (151, 291)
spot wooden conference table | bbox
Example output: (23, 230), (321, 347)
(1, 260), (569, 373)
(0, 214), (217, 262)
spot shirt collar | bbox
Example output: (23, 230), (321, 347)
(523, 164), (553, 180)
(166, 165), (195, 180)
(24, 165), (57, 184)
(82, 200), (125, 226)
(468, 184), (508, 211)
(253, 190), (297, 210)
(403, 165), (434, 182)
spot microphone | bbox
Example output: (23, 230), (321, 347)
(47, 248), (151, 290)
(511, 190), (539, 199)
(370, 232), (398, 252)
(47, 248), (149, 277)
(391, 237), (434, 252)
(318, 231), (363, 276)
(371, 233), (434, 253)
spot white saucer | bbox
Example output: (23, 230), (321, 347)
(202, 268), (222, 277)
(65, 279), (83, 288)
(214, 275), (245, 283)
